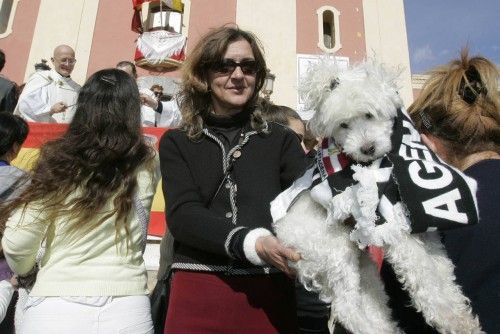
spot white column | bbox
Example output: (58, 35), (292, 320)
(362, 0), (413, 107)
(236, 0), (298, 109)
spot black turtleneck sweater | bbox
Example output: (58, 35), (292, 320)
(159, 111), (307, 274)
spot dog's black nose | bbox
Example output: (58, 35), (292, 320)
(361, 144), (375, 155)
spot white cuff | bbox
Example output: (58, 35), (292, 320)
(243, 228), (273, 266)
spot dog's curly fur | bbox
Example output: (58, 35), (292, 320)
(273, 59), (482, 333)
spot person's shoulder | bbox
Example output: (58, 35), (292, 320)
(265, 121), (296, 139)
(65, 76), (81, 90)
(163, 127), (185, 138)
(0, 165), (27, 178)
(24, 70), (52, 85)
(159, 128), (187, 145)
(465, 159), (500, 180)
(0, 75), (15, 87)
(34, 70), (52, 80)
(0, 166), (29, 196)
(70, 80), (82, 89)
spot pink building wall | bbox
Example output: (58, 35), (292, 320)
(296, 0), (366, 62)
(87, 1), (146, 79)
(0, 0), (41, 84)
(184, 0), (237, 52)
(88, 0), (236, 80)
(1, 1), (373, 87)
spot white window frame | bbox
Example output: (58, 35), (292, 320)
(316, 5), (342, 53)
(0, 0), (20, 39)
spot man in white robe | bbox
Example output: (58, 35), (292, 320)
(14, 45), (80, 123)
(156, 99), (181, 128)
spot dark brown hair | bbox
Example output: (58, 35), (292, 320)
(0, 69), (155, 240)
(262, 103), (302, 126)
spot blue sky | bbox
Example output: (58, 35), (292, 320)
(404, 0), (500, 74)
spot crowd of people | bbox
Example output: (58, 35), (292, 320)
(0, 46), (181, 129)
(0, 25), (498, 334)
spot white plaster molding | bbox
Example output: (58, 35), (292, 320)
(316, 5), (342, 53)
(0, 0), (20, 39)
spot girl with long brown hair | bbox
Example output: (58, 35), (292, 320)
(1, 68), (159, 334)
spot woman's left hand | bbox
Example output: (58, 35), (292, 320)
(255, 235), (301, 277)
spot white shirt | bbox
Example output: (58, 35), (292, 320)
(0, 280), (15, 323)
(139, 88), (157, 127)
(2, 158), (160, 297)
(14, 69), (80, 123)
(157, 99), (182, 128)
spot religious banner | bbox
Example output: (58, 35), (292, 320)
(132, 0), (184, 33)
(135, 30), (186, 67)
(131, 0), (186, 71)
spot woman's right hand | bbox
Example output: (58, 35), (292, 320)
(255, 235), (301, 277)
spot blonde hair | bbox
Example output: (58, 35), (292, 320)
(409, 49), (499, 157)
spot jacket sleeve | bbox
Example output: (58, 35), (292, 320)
(4, 84), (18, 113)
(1, 205), (49, 275)
(229, 129), (308, 262)
(159, 132), (241, 257)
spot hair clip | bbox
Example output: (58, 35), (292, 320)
(419, 110), (433, 131)
(100, 75), (117, 86)
(458, 66), (487, 105)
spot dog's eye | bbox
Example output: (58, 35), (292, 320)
(365, 113), (373, 119)
(340, 122), (349, 129)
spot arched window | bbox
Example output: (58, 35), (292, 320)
(316, 5), (341, 53)
(0, 0), (19, 38)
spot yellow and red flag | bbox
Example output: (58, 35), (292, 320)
(13, 123), (169, 237)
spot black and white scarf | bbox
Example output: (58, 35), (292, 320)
(271, 108), (479, 237)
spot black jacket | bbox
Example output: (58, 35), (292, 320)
(381, 160), (500, 333)
(0, 77), (17, 113)
(159, 115), (306, 275)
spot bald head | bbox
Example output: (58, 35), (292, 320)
(51, 45), (76, 77)
(53, 45), (74, 57)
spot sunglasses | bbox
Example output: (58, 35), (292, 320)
(212, 59), (258, 75)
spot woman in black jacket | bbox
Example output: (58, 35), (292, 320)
(159, 26), (306, 333)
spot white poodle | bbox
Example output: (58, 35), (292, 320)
(271, 59), (482, 333)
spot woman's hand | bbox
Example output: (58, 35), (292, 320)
(255, 235), (301, 277)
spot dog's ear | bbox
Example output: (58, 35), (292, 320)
(329, 78), (340, 90)
(299, 59), (342, 112)
(361, 60), (404, 118)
